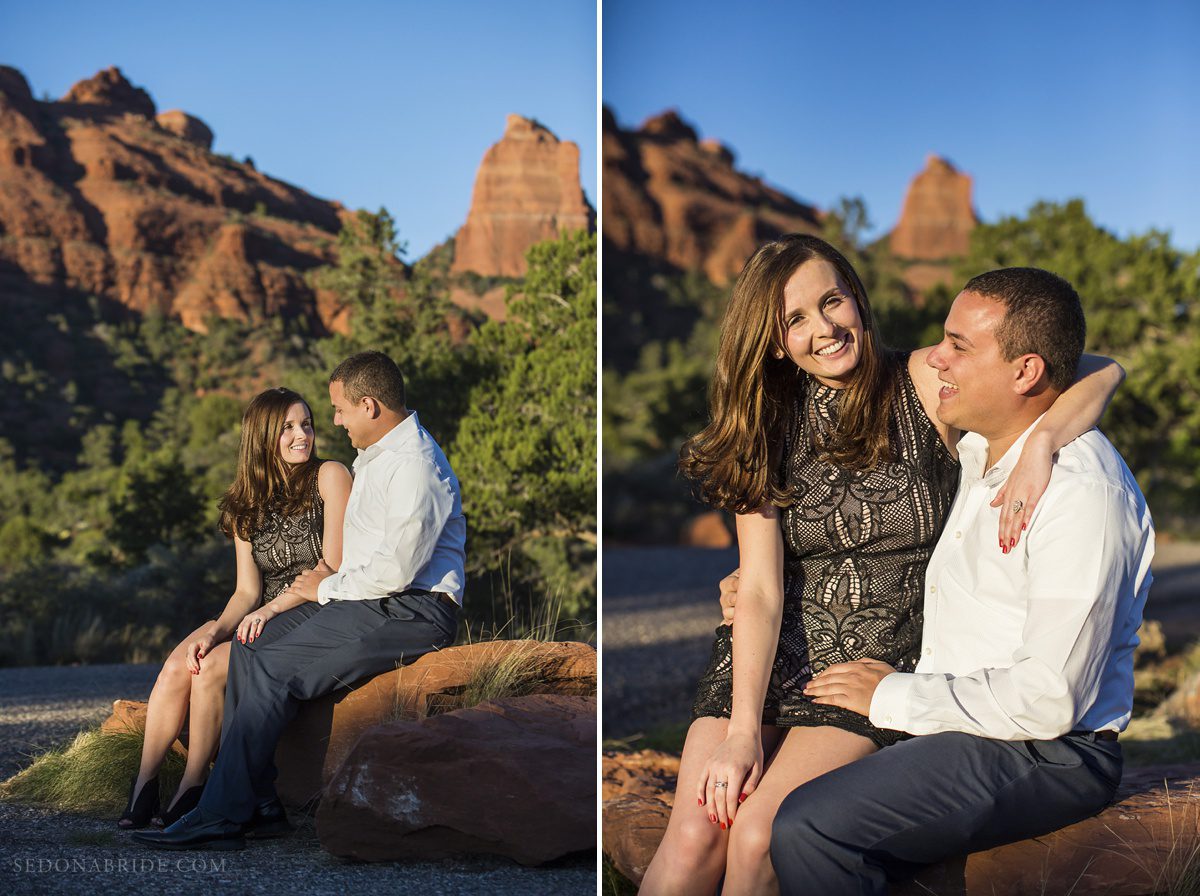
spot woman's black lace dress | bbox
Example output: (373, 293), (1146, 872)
(691, 354), (960, 747)
(249, 471), (325, 605)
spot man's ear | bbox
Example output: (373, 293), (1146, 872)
(1012, 354), (1049, 395)
(362, 396), (381, 419)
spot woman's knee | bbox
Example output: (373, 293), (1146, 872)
(726, 804), (775, 865)
(662, 809), (726, 869)
(157, 651), (192, 689)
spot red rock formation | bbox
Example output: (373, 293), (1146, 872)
(890, 154), (977, 260)
(0, 65), (344, 331)
(62, 65), (156, 118)
(452, 114), (593, 278)
(317, 694), (596, 865)
(155, 110), (213, 150)
(603, 106), (822, 284)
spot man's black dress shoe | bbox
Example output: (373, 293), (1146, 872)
(244, 797), (294, 839)
(131, 807), (245, 851)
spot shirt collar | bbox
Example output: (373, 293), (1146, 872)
(353, 411), (419, 472)
(956, 412), (1047, 488)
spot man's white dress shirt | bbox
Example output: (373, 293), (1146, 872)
(317, 411), (466, 606)
(869, 420), (1154, 740)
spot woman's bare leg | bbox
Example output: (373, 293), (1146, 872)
(639, 718), (783, 896)
(721, 725), (878, 896)
(134, 622), (215, 794)
(166, 639), (231, 807)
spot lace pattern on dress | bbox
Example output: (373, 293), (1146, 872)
(250, 470), (325, 605)
(691, 354), (959, 747)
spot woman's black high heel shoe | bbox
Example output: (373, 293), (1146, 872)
(154, 783), (205, 828)
(117, 775), (160, 830)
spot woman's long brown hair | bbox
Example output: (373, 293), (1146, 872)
(218, 387), (323, 540)
(679, 234), (899, 514)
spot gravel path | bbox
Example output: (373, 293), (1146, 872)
(601, 546), (736, 740)
(0, 664), (595, 894)
(601, 543), (1200, 741)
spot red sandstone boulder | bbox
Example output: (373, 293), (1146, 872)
(316, 694), (596, 865)
(679, 511), (733, 549)
(274, 639), (595, 806)
(452, 114), (594, 279)
(603, 749), (1200, 895)
(155, 109), (214, 150)
(602, 749), (678, 884)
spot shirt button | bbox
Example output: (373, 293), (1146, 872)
(929, 585), (937, 594)
(954, 530), (962, 539)
(923, 647), (933, 656)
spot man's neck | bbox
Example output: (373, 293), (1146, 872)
(982, 415), (1041, 471)
(360, 409), (410, 450)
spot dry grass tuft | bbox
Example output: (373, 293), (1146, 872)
(0, 729), (184, 815)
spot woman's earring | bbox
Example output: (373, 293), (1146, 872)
(773, 349), (785, 360)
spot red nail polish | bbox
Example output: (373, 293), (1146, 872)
(739, 793), (747, 803)
(709, 814), (716, 823)
(720, 822), (727, 830)
(1009, 538), (1015, 548)
(698, 798), (703, 806)
(1022, 523), (1026, 530)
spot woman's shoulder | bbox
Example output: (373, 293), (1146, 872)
(317, 460), (352, 501)
(899, 348), (959, 457)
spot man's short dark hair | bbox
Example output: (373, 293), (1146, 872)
(329, 351), (406, 411)
(964, 267), (1086, 392)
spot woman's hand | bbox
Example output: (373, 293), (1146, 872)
(185, 626), (218, 675)
(236, 604), (277, 645)
(992, 432), (1054, 552)
(696, 730), (763, 829)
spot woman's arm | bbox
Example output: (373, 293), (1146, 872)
(316, 460), (352, 569)
(993, 354), (1124, 547)
(241, 463), (354, 637)
(185, 537), (262, 669)
(696, 505), (785, 829)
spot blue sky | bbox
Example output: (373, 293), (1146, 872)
(1, 0), (597, 259)
(604, 0), (1200, 251)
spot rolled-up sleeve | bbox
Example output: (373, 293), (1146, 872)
(317, 456), (454, 604)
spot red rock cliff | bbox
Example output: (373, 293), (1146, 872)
(602, 107), (822, 283)
(0, 65), (346, 331)
(452, 114), (593, 279)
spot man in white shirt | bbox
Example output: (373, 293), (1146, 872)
(137, 351), (466, 850)
(731, 269), (1153, 893)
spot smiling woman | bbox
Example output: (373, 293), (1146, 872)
(117, 386), (350, 831)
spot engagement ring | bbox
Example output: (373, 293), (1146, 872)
(714, 781), (728, 789)
(1010, 500), (1024, 514)
(253, 617), (263, 624)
